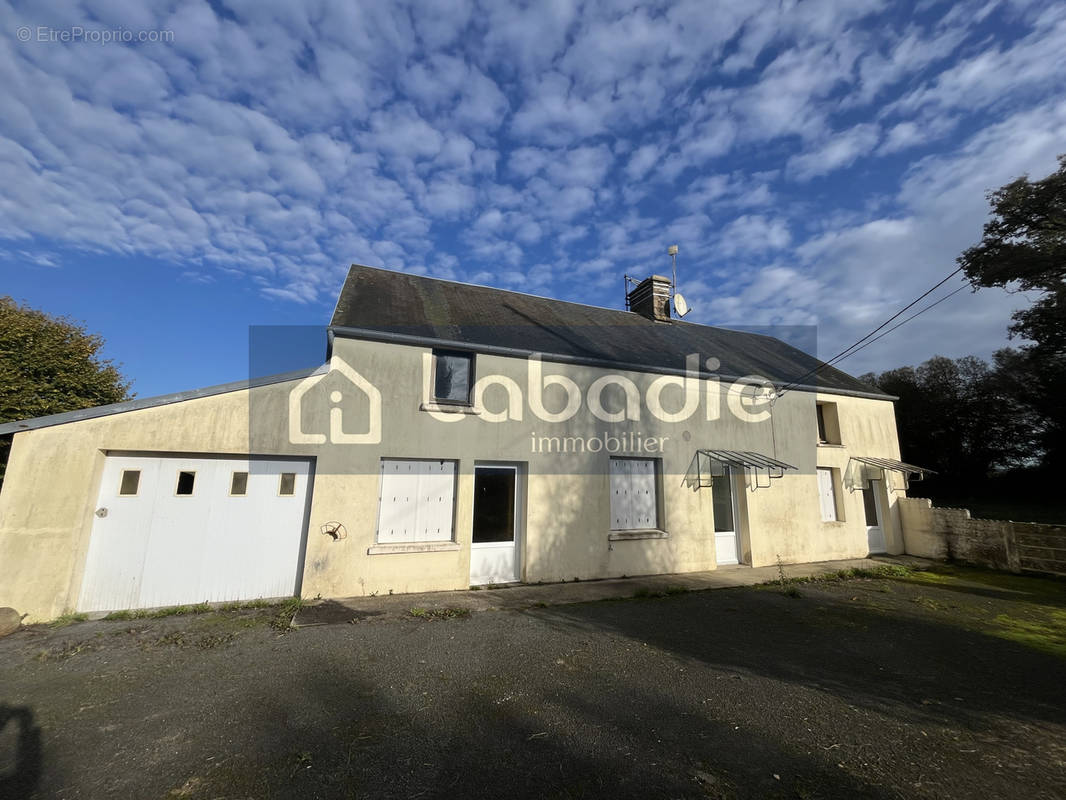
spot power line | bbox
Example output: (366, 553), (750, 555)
(822, 283), (970, 367)
(776, 267), (966, 395)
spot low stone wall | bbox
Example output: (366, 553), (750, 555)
(899, 497), (1066, 576)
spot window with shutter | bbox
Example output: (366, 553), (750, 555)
(609, 457), (660, 530)
(817, 467), (838, 521)
(376, 459), (457, 543)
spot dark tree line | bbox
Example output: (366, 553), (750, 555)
(862, 156), (1065, 517)
(860, 350), (1049, 499)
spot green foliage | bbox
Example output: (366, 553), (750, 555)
(958, 154), (1066, 351)
(270, 596), (304, 631)
(761, 564), (915, 590)
(860, 352), (1043, 492)
(0, 296), (133, 421)
(102, 602), (215, 621)
(1, 296), (132, 479)
(956, 156), (1066, 467)
(48, 611), (89, 628)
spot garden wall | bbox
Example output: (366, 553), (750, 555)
(899, 497), (1066, 576)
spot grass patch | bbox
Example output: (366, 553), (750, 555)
(48, 611), (89, 628)
(100, 597), (301, 624)
(408, 606), (471, 621)
(102, 602), (214, 621)
(990, 610), (1066, 659)
(762, 563), (915, 591)
(901, 565), (1066, 599)
(269, 597), (304, 631)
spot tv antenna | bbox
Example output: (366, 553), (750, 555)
(668, 244), (691, 318)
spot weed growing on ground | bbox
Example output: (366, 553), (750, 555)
(102, 603), (214, 621)
(99, 597), (301, 626)
(36, 641), (95, 661)
(776, 555), (803, 598)
(48, 611), (89, 628)
(270, 597), (304, 631)
(408, 607), (471, 621)
(761, 564), (915, 593)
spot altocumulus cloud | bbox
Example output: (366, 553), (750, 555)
(1, 0), (1065, 372)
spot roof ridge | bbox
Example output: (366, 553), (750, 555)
(345, 262), (670, 323)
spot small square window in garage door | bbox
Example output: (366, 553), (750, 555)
(376, 459), (457, 544)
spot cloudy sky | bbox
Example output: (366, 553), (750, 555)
(1, 0), (1064, 397)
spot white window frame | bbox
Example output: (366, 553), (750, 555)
(376, 458), (458, 544)
(609, 457), (661, 531)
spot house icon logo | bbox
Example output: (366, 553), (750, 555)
(288, 355), (382, 445)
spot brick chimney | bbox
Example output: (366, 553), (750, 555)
(626, 275), (672, 321)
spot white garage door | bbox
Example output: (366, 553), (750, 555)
(77, 454), (312, 612)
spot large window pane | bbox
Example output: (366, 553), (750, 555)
(862, 485), (879, 526)
(712, 467), (735, 532)
(472, 468), (516, 543)
(433, 351), (472, 403)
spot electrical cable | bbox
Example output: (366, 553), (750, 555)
(776, 268), (966, 395)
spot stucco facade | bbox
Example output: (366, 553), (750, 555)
(0, 333), (906, 622)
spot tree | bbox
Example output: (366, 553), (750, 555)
(860, 352), (1040, 496)
(958, 155), (1066, 465)
(0, 297), (133, 479)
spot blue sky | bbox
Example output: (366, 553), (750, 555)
(1, 0), (1064, 398)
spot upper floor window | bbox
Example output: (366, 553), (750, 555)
(433, 350), (473, 405)
(816, 402), (842, 445)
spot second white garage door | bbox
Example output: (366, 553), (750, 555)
(77, 454), (313, 612)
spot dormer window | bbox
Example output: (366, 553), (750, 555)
(432, 350), (473, 405)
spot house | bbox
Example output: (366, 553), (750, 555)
(0, 264), (929, 621)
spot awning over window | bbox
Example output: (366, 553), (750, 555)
(687, 449), (797, 491)
(846, 456), (935, 493)
(848, 456), (935, 479)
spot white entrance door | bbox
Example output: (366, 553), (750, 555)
(470, 465), (521, 585)
(863, 479), (886, 554)
(78, 455), (312, 612)
(712, 466), (741, 565)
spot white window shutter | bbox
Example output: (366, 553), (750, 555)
(817, 468), (837, 521)
(610, 458), (658, 530)
(609, 458), (629, 529)
(377, 459), (456, 543)
(630, 460), (657, 529)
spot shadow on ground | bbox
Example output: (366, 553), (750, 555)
(1, 571), (1063, 799)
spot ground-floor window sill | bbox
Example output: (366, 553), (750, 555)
(608, 530), (669, 541)
(367, 542), (461, 555)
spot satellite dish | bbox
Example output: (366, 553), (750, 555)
(673, 292), (691, 317)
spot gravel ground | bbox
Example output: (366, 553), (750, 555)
(1, 567), (1064, 799)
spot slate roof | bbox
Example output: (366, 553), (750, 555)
(330, 264), (887, 398)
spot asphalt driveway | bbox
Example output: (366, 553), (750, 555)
(1, 566), (1064, 799)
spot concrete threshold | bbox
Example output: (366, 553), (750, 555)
(293, 555), (934, 627)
